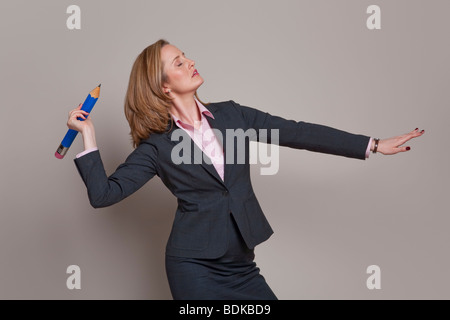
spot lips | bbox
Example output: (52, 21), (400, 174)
(192, 69), (199, 77)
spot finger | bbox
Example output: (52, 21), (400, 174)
(69, 108), (82, 115)
(76, 111), (89, 118)
(407, 129), (425, 142)
(71, 110), (89, 116)
(70, 111), (88, 120)
(69, 110), (83, 118)
(410, 128), (425, 136)
(398, 129), (424, 145)
(395, 135), (412, 147)
(69, 106), (88, 117)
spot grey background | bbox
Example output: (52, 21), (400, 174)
(0, 0), (448, 299)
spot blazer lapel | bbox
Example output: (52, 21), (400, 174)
(203, 104), (232, 185)
(165, 107), (227, 186)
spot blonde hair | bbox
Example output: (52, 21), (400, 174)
(124, 39), (173, 148)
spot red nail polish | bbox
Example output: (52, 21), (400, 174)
(415, 128), (418, 130)
(421, 130), (425, 133)
(406, 147), (411, 151)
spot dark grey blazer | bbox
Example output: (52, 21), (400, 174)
(74, 100), (370, 259)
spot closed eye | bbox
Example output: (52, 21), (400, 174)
(173, 52), (186, 67)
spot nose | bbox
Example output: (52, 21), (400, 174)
(188, 58), (195, 69)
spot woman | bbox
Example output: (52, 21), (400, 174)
(68, 39), (424, 299)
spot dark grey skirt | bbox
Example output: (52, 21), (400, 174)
(165, 214), (277, 300)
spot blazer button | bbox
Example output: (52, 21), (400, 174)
(222, 190), (228, 196)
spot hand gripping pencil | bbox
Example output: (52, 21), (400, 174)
(55, 84), (101, 159)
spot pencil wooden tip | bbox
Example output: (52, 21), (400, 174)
(90, 85), (101, 98)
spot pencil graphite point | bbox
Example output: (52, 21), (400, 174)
(98, 83), (101, 87)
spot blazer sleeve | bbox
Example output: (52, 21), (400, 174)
(73, 142), (158, 208)
(229, 100), (371, 160)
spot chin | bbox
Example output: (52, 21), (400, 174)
(194, 77), (204, 89)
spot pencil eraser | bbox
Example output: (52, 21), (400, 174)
(54, 151), (64, 159)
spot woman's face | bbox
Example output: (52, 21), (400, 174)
(161, 44), (204, 96)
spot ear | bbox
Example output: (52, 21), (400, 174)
(162, 84), (171, 94)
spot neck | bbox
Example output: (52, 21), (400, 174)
(170, 94), (200, 127)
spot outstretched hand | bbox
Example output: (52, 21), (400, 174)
(376, 128), (425, 155)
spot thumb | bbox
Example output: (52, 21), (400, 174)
(77, 102), (83, 110)
(398, 146), (411, 153)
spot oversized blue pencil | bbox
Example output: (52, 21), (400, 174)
(55, 84), (101, 159)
